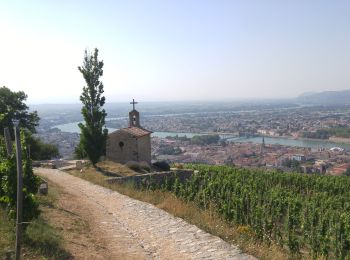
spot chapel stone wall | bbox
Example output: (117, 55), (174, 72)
(106, 131), (138, 163)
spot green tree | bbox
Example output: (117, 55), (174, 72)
(191, 135), (220, 145)
(77, 48), (108, 165)
(25, 134), (60, 160)
(74, 141), (87, 159)
(0, 86), (39, 137)
(0, 87), (58, 160)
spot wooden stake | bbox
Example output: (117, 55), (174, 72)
(4, 127), (12, 156)
(14, 126), (23, 260)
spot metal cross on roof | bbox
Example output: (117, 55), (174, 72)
(130, 98), (138, 110)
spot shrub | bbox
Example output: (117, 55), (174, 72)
(152, 161), (170, 171)
(25, 133), (59, 160)
(0, 131), (40, 223)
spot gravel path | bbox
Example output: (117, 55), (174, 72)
(35, 168), (255, 260)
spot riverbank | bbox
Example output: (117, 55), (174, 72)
(329, 136), (350, 144)
(234, 134), (350, 149)
(53, 120), (350, 150)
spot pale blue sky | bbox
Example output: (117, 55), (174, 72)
(1, 1), (349, 103)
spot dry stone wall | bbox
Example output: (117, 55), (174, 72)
(106, 169), (194, 187)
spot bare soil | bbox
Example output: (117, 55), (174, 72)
(41, 182), (138, 259)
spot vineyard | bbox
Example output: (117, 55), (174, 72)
(142, 164), (350, 258)
(0, 133), (40, 222)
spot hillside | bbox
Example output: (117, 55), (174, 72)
(137, 164), (350, 258)
(296, 90), (350, 104)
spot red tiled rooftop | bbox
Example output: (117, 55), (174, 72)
(120, 127), (153, 137)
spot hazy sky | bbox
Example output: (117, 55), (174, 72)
(1, 1), (350, 104)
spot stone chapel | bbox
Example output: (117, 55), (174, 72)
(106, 99), (152, 164)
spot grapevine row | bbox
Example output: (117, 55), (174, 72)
(142, 164), (350, 258)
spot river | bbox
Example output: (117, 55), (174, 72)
(53, 122), (350, 150)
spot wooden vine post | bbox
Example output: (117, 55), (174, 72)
(14, 125), (23, 260)
(4, 126), (24, 260)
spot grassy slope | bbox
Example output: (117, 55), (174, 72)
(95, 161), (139, 177)
(0, 183), (71, 259)
(0, 208), (14, 258)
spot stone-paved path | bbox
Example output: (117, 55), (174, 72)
(35, 168), (256, 260)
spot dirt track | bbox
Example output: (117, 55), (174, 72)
(35, 168), (255, 260)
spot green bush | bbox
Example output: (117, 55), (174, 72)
(25, 133), (59, 160)
(0, 131), (40, 223)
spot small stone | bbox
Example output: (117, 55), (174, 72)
(39, 182), (48, 195)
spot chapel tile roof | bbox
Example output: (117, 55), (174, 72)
(119, 126), (153, 137)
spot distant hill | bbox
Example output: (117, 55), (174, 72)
(298, 91), (317, 98)
(296, 90), (350, 105)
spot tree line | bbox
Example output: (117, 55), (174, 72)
(166, 134), (221, 145)
(302, 127), (350, 139)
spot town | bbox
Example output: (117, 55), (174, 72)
(152, 135), (349, 175)
(34, 102), (350, 176)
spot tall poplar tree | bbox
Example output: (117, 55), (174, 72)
(78, 48), (108, 165)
